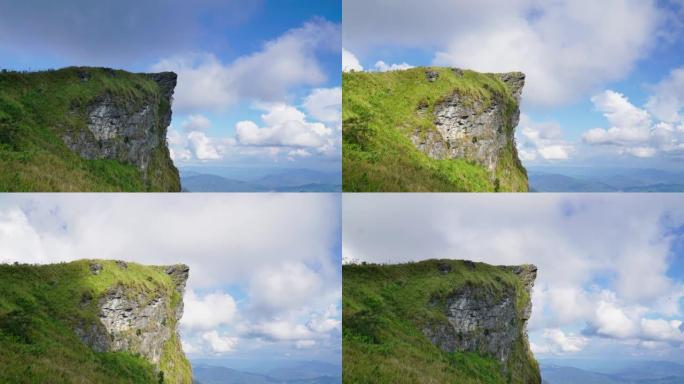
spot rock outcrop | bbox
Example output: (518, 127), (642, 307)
(423, 264), (537, 368)
(412, 69), (526, 177)
(76, 261), (191, 382)
(61, 68), (180, 191)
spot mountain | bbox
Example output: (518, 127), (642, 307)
(0, 67), (180, 191)
(528, 173), (617, 192)
(180, 168), (341, 192)
(181, 174), (269, 192)
(343, 259), (540, 383)
(541, 361), (684, 384)
(528, 167), (684, 192)
(343, 67), (528, 192)
(192, 364), (340, 384)
(0, 260), (191, 383)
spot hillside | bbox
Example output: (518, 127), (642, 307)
(0, 260), (191, 383)
(0, 67), (180, 191)
(342, 67), (528, 192)
(343, 259), (540, 384)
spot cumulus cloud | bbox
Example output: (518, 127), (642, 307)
(373, 61), (414, 72)
(182, 290), (237, 330)
(236, 103), (335, 153)
(201, 331), (239, 353)
(181, 114), (212, 132)
(343, 0), (662, 106)
(302, 87), (342, 124)
(153, 19), (340, 112)
(249, 262), (324, 315)
(582, 90), (684, 158)
(536, 329), (588, 354)
(342, 48), (363, 72)
(517, 114), (573, 161)
(342, 194), (684, 356)
(646, 67), (684, 122)
(167, 89), (341, 164)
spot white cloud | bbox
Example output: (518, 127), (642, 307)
(302, 87), (342, 124)
(182, 290), (237, 330)
(582, 90), (684, 158)
(153, 20), (339, 112)
(517, 114), (573, 161)
(342, 48), (363, 72)
(249, 262), (323, 314)
(236, 103), (334, 152)
(181, 114), (211, 132)
(373, 60), (413, 72)
(166, 91), (341, 164)
(246, 320), (316, 341)
(646, 67), (684, 122)
(307, 305), (341, 333)
(187, 130), (221, 160)
(201, 331), (238, 353)
(344, 0), (662, 106)
(541, 328), (588, 353)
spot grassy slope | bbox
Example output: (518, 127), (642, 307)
(343, 259), (539, 384)
(342, 67), (528, 192)
(0, 67), (178, 191)
(0, 260), (191, 383)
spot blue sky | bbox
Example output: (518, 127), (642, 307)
(0, 194), (342, 366)
(343, 0), (684, 171)
(343, 194), (684, 363)
(0, 0), (342, 173)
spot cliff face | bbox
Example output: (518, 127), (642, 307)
(0, 260), (192, 383)
(343, 259), (540, 384)
(0, 67), (180, 191)
(343, 67), (528, 192)
(423, 264), (538, 380)
(413, 71), (525, 175)
(77, 262), (189, 377)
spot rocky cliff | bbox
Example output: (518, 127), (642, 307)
(343, 67), (528, 192)
(343, 259), (540, 384)
(0, 67), (180, 191)
(0, 260), (192, 383)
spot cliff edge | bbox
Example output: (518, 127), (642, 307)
(0, 260), (191, 383)
(0, 67), (180, 191)
(343, 67), (528, 192)
(343, 259), (540, 384)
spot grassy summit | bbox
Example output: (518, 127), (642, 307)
(343, 259), (540, 384)
(0, 67), (180, 191)
(0, 260), (191, 383)
(342, 67), (528, 192)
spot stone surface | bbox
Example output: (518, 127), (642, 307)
(423, 264), (537, 372)
(61, 70), (179, 188)
(76, 263), (189, 371)
(411, 69), (525, 175)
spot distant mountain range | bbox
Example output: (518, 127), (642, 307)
(180, 168), (341, 192)
(192, 361), (341, 384)
(528, 167), (684, 192)
(541, 361), (684, 384)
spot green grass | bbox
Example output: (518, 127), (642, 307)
(0, 67), (180, 191)
(0, 260), (191, 383)
(343, 259), (540, 384)
(342, 67), (528, 192)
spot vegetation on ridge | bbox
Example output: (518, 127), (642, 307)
(0, 259), (190, 383)
(0, 67), (179, 191)
(343, 259), (539, 384)
(342, 67), (528, 192)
